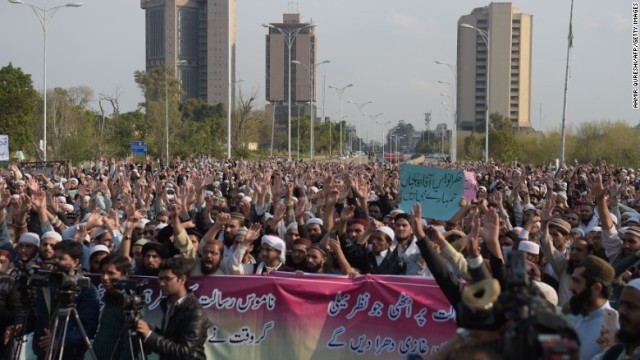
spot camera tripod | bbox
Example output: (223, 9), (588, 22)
(110, 310), (147, 360)
(46, 291), (98, 360)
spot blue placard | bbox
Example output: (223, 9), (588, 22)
(398, 164), (464, 221)
(131, 141), (147, 156)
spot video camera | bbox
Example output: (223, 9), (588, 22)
(13, 260), (91, 292)
(112, 278), (148, 332)
(112, 279), (148, 313)
(457, 251), (580, 360)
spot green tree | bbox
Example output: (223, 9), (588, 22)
(134, 67), (183, 159)
(0, 63), (39, 157)
(487, 112), (522, 162)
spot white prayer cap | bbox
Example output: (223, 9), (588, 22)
(136, 218), (150, 229)
(19, 232), (40, 247)
(375, 226), (395, 242)
(533, 280), (558, 307)
(89, 244), (110, 258)
(518, 240), (540, 255)
(41, 231), (62, 243)
(305, 218), (324, 227)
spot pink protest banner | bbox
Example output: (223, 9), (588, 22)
(108, 273), (456, 359)
(464, 171), (477, 201)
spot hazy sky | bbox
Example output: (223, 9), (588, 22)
(0, 0), (635, 140)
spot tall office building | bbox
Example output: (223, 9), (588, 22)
(265, 13), (317, 131)
(457, 2), (532, 131)
(140, 0), (236, 108)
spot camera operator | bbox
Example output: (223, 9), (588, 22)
(28, 240), (100, 360)
(92, 254), (136, 360)
(0, 250), (20, 360)
(136, 257), (210, 360)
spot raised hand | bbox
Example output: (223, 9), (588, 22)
(480, 209), (500, 245)
(31, 190), (47, 211)
(294, 196), (307, 219)
(272, 203), (286, 222)
(246, 223), (262, 242)
(539, 196), (556, 223)
(410, 202), (426, 239)
(339, 204), (356, 222)
(467, 216), (481, 258)
(325, 188), (340, 207)
(587, 173), (607, 200)
(86, 209), (105, 229)
(26, 177), (40, 193)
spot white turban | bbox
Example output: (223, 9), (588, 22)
(261, 235), (286, 264)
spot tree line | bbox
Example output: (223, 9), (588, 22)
(2, 63), (639, 165)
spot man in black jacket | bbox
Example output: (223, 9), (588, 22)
(136, 258), (210, 360)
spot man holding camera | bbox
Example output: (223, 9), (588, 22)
(136, 258), (210, 360)
(28, 240), (100, 360)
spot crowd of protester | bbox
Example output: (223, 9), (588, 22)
(0, 157), (638, 359)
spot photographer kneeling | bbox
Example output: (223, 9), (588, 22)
(28, 240), (100, 360)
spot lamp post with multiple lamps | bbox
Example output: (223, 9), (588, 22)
(9, 0), (83, 162)
(291, 59), (330, 160)
(347, 100), (374, 152)
(460, 23), (490, 162)
(263, 22), (315, 160)
(328, 84), (353, 157)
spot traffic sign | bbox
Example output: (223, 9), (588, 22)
(131, 141), (147, 156)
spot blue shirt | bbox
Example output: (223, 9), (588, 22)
(574, 301), (614, 360)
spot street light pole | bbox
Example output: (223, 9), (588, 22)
(163, 60), (187, 163)
(461, 24), (490, 162)
(436, 61), (457, 162)
(366, 112), (384, 158)
(347, 100), (374, 152)
(292, 59), (330, 160)
(227, 79), (243, 160)
(263, 23), (315, 161)
(328, 84), (353, 157)
(376, 120), (391, 163)
(9, 0), (82, 162)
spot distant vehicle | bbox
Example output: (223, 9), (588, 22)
(383, 153), (404, 163)
(353, 151), (366, 157)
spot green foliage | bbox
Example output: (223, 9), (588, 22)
(0, 63), (38, 155)
(486, 112), (522, 162)
(463, 132), (484, 160)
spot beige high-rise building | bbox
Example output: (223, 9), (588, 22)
(265, 13), (317, 131)
(140, 0), (236, 108)
(457, 2), (532, 131)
